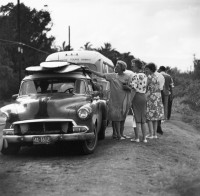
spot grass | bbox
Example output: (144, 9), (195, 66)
(153, 164), (200, 196)
(150, 96), (200, 195)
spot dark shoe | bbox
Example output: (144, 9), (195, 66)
(112, 135), (117, 139)
(157, 126), (163, 135)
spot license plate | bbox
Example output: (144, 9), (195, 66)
(33, 136), (51, 145)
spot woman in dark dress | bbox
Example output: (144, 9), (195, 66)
(130, 59), (148, 143)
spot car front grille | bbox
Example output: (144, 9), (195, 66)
(14, 121), (73, 135)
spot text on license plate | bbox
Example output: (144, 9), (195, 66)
(33, 136), (51, 145)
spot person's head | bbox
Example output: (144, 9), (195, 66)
(145, 63), (157, 75)
(40, 81), (49, 92)
(131, 59), (143, 73)
(158, 66), (166, 72)
(115, 60), (127, 74)
(92, 78), (98, 83)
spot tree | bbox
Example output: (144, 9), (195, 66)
(96, 42), (120, 65)
(194, 59), (200, 79)
(0, 65), (17, 100)
(0, 45), (14, 67)
(0, 2), (55, 71)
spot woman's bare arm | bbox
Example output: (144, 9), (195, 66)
(89, 69), (106, 78)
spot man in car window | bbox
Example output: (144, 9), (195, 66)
(40, 81), (49, 93)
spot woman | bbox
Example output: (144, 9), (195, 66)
(130, 59), (148, 143)
(89, 60), (132, 140)
(145, 63), (164, 139)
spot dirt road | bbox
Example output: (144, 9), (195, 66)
(0, 114), (200, 196)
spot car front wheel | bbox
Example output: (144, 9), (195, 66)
(1, 141), (21, 155)
(80, 124), (98, 155)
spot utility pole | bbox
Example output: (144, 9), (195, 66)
(17, 0), (23, 86)
(68, 26), (71, 51)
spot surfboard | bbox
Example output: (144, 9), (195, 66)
(56, 65), (81, 73)
(40, 61), (70, 68)
(26, 66), (46, 72)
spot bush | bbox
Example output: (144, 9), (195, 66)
(173, 71), (200, 112)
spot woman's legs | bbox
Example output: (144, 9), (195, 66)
(120, 120), (125, 137)
(131, 122), (147, 142)
(131, 123), (140, 142)
(152, 120), (158, 137)
(113, 121), (121, 139)
(112, 121), (117, 138)
(147, 120), (154, 137)
(141, 122), (147, 141)
(134, 123), (140, 139)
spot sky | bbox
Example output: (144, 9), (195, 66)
(1, 0), (200, 72)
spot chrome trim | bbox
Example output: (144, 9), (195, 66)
(73, 125), (89, 131)
(13, 119), (77, 126)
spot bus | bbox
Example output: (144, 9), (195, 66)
(45, 50), (115, 99)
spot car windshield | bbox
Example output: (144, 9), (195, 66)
(19, 78), (89, 95)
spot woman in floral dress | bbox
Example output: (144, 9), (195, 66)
(145, 63), (164, 139)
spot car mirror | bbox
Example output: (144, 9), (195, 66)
(12, 94), (18, 100)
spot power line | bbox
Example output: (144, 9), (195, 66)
(0, 38), (19, 45)
(0, 38), (50, 55)
(0, 43), (17, 46)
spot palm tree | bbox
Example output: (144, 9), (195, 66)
(80, 42), (93, 50)
(59, 41), (73, 51)
(98, 43), (113, 53)
(96, 42), (120, 64)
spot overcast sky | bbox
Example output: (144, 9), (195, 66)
(1, 0), (200, 72)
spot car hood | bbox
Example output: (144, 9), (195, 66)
(1, 94), (89, 122)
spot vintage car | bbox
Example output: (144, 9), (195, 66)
(0, 57), (110, 155)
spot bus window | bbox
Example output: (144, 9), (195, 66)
(108, 65), (114, 73)
(82, 63), (97, 71)
(102, 63), (108, 73)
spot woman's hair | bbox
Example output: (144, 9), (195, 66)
(158, 66), (166, 72)
(117, 60), (127, 71)
(131, 59), (143, 70)
(145, 63), (157, 73)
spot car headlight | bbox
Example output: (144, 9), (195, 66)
(77, 107), (92, 120)
(0, 110), (9, 123)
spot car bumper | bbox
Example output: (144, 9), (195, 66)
(3, 132), (95, 144)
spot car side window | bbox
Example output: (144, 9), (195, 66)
(87, 80), (94, 92)
(74, 80), (86, 94)
(20, 80), (37, 95)
(58, 83), (74, 93)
